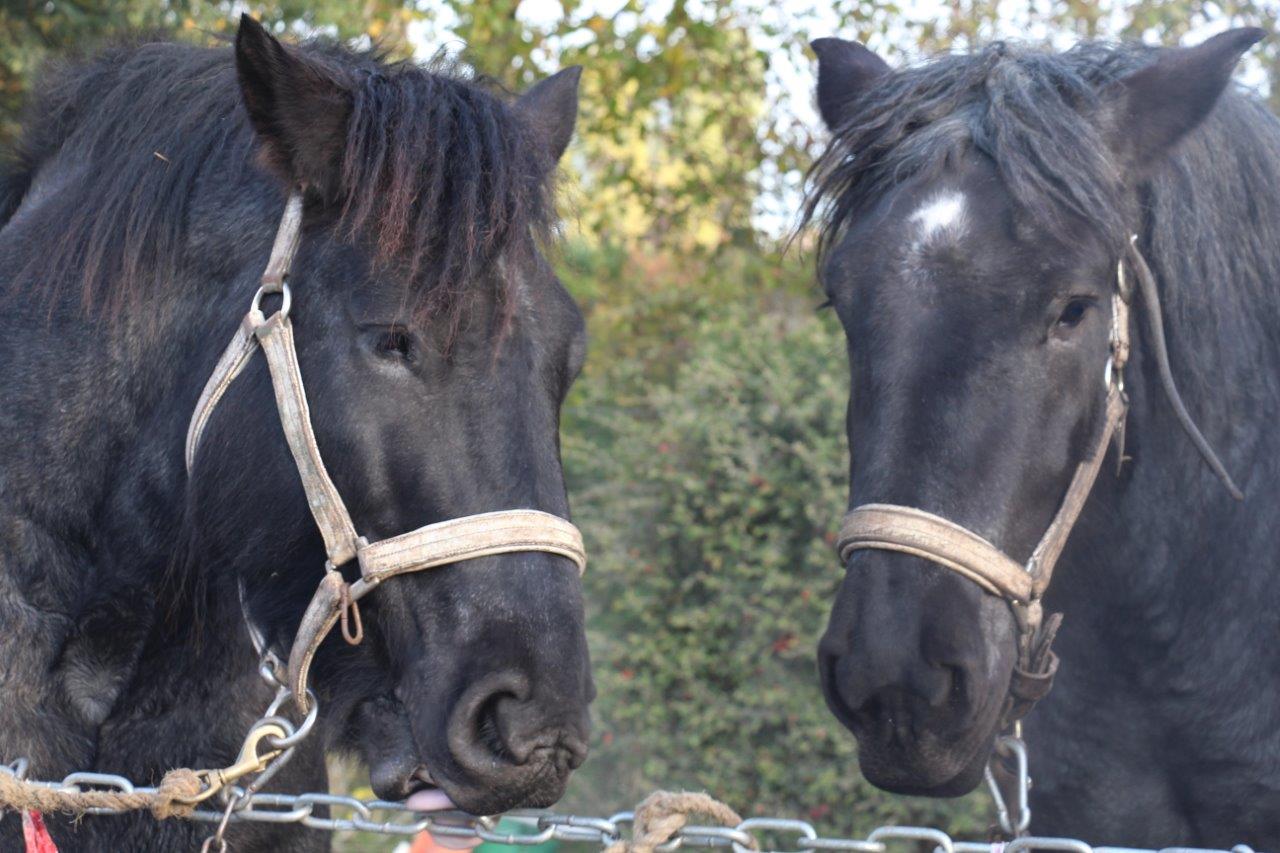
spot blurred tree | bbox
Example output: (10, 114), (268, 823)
(0, 1), (423, 145)
(451, 0), (770, 251)
(821, 0), (1278, 109)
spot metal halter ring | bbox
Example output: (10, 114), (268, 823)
(1103, 355), (1114, 390)
(1103, 355), (1125, 394)
(251, 282), (292, 319)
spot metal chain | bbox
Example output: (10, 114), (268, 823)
(0, 668), (1254, 853)
(0, 763), (1260, 853)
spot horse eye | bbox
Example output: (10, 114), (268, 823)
(375, 328), (414, 360)
(1056, 299), (1092, 329)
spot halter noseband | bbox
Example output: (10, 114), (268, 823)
(835, 248), (1136, 727)
(185, 190), (586, 712)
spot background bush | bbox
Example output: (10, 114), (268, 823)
(555, 246), (989, 835)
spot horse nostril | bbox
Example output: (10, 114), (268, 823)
(446, 671), (588, 777)
(921, 646), (977, 708)
(447, 672), (526, 768)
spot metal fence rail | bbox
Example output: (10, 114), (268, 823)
(0, 762), (1259, 853)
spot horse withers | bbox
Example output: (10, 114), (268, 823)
(805, 29), (1280, 845)
(0, 16), (592, 850)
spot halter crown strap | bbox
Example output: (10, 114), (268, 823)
(185, 190), (587, 714)
(185, 192), (304, 474)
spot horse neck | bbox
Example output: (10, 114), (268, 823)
(1050, 148), (1280, 672)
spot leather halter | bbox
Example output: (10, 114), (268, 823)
(835, 249), (1135, 727)
(186, 190), (587, 712)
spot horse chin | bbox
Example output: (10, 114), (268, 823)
(364, 729), (575, 815)
(434, 761), (572, 815)
(854, 726), (995, 798)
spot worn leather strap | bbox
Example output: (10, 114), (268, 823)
(260, 192), (305, 292)
(186, 190), (588, 714)
(1027, 387), (1127, 598)
(838, 505), (1032, 601)
(357, 509), (586, 582)
(186, 315), (259, 473)
(836, 385), (1126, 606)
(185, 193), (304, 473)
(254, 311), (361, 567)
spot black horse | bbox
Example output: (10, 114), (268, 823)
(806, 29), (1280, 845)
(0, 16), (592, 851)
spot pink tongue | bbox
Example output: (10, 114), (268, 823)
(405, 788), (483, 850)
(405, 789), (457, 812)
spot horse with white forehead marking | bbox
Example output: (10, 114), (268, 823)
(805, 29), (1280, 845)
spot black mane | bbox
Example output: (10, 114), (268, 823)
(802, 39), (1280, 392)
(803, 42), (1157, 258)
(1, 35), (554, 325)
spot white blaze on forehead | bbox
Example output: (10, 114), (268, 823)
(909, 192), (966, 246)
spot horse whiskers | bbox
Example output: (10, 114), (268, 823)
(1128, 240), (1245, 501)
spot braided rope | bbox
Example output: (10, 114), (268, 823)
(0, 767), (203, 820)
(604, 791), (754, 853)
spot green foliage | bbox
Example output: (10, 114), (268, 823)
(452, 1), (769, 251)
(555, 246), (991, 835)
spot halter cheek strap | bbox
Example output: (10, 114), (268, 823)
(186, 190), (586, 713)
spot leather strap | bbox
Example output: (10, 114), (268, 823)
(185, 192), (303, 473)
(1027, 387), (1127, 598)
(838, 505), (1032, 601)
(260, 191), (305, 293)
(186, 315), (259, 473)
(834, 387), (1125, 603)
(186, 190), (588, 714)
(254, 311), (360, 567)
(357, 509), (586, 583)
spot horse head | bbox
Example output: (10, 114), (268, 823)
(805, 29), (1261, 796)
(184, 17), (592, 814)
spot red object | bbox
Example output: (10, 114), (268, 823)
(22, 811), (58, 853)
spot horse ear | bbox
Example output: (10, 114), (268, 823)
(515, 66), (582, 167)
(1104, 27), (1265, 174)
(235, 14), (352, 190)
(811, 38), (891, 130)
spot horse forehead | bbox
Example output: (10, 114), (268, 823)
(908, 191), (967, 246)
